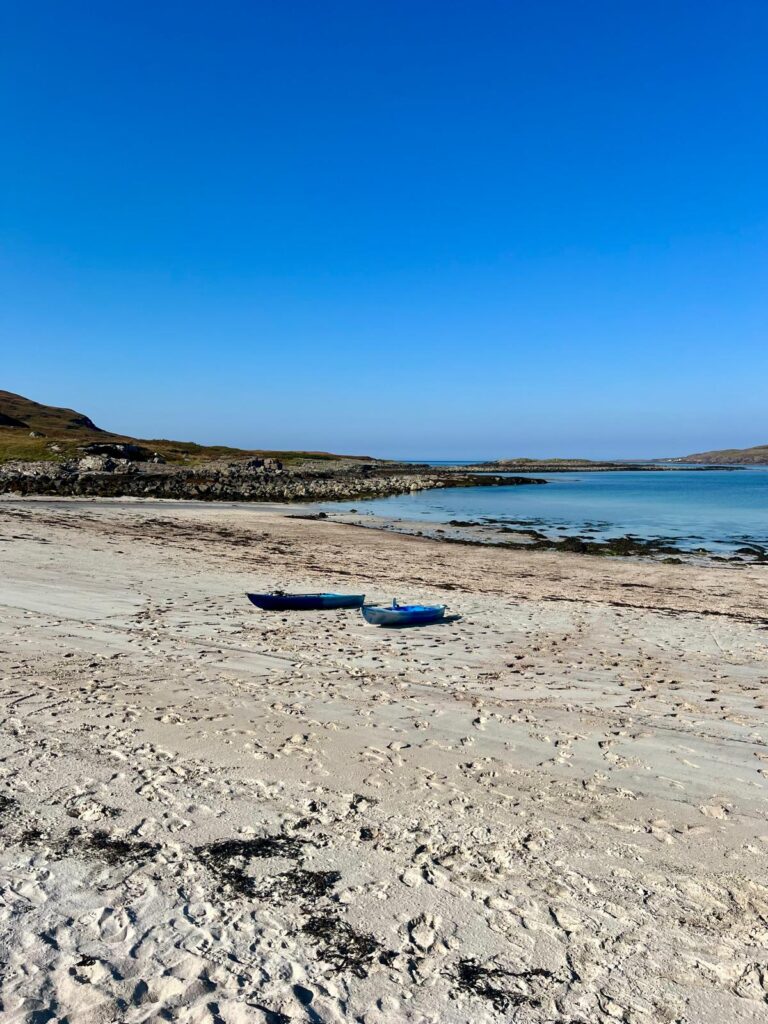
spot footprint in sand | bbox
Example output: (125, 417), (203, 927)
(97, 906), (134, 944)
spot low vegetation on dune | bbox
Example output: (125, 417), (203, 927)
(0, 390), (372, 466)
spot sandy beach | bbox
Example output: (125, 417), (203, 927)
(1, 498), (768, 1024)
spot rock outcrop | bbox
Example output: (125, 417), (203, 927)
(77, 442), (166, 463)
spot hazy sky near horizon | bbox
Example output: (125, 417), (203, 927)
(2, 1), (767, 459)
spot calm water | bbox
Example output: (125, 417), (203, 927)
(319, 468), (768, 553)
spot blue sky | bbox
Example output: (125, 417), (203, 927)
(2, 1), (767, 458)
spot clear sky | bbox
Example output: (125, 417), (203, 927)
(2, 1), (767, 458)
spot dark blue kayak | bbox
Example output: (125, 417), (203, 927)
(361, 602), (447, 627)
(247, 592), (365, 611)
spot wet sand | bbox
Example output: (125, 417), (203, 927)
(1, 498), (767, 1023)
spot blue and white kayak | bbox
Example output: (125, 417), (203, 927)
(247, 592), (365, 611)
(361, 601), (447, 627)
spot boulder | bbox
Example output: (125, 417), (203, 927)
(78, 455), (116, 472)
(242, 457), (283, 472)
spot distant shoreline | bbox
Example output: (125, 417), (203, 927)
(450, 460), (744, 472)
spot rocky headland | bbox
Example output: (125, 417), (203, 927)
(0, 390), (548, 501)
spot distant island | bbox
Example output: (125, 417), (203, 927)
(466, 458), (663, 472)
(669, 444), (768, 465)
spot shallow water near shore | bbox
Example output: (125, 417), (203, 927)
(319, 467), (768, 554)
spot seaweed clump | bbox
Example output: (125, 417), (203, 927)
(193, 835), (308, 898)
(303, 915), (383, 978)
(194, 833), (388, 977)
(498, 529), (686, 558)
(453, 959), (559, 1012)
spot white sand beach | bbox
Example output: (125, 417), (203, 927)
(1, 499), (768, 1023)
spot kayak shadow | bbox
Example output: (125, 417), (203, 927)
(378, 613), (463, 629)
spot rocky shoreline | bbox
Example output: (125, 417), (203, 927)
(0, 457), (546, 502)
(313, 510), (768, 565)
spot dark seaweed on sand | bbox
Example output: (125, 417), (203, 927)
(194, 833), (388, 977)
(452, 959), (560, 1012)
(303, 915), (383, 978)
(14, 825), (160, 866)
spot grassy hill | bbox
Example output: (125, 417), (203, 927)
(0, 390), (104, 433)
(0, 390), (371, 466)
(676, 444), (768, 465)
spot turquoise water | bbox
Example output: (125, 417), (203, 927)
(319, 468), (768, 553)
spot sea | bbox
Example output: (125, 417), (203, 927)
(317, 466), (768, 555)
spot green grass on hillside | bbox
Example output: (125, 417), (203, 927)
(0, 432), (68, 463)
(0, 429), (372, 466)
